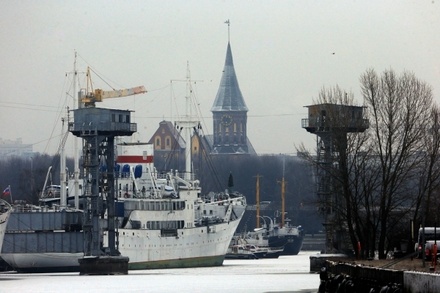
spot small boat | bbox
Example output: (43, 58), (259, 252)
(240, 217), (304, 256)
(242, 244), (269, 259)
(227, 238), (283, 259)
(225, 244), (258, 259)
(261, 247), (284, 259)
(242, 172), (304, 256)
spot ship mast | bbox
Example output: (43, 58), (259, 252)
(60, 52), (80, 209)
(174, 62), (200, 181)
(278, 157), (286, 228)
(280, 175), (286, 228)
(73, 51), (80, 209)
(60, 117), (67, 208)
(255, 174), (261, 228)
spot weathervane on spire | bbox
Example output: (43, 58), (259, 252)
(224, 19), (230, 42)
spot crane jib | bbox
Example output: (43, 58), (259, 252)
(96, 86), (147, 101)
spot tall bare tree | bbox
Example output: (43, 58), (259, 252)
(360, 68), (434, 258)
(412, 105), (440, 228)
(299, 69), (437, 259)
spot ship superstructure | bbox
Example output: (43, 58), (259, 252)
(111, 142), (246, 269)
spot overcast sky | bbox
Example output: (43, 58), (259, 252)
(1, 0), (440, 156)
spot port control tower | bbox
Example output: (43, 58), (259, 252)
(302, 103), (369, 253)
(69, 107), (135, 274)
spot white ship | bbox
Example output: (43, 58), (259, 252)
(1, 142), (246, 272)
(1, 62), (246, 272)
(108, 142), (246, 269)
(0, 199), (12, 254)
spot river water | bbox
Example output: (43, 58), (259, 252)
(0, 251), (320, 293)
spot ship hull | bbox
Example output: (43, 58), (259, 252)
(118, 218), (241, 270)
(269, 235), (304, 255)
(1, 253), (226, 273)
(237, 220), (304, 256)
(0, 201), (11, 254)
(1, 253), (83, 273)
(1, 142), (247, 273)
(1, 215), (241, 272)
(129, 254), (224, 270)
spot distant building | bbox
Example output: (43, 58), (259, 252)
(147, 120), (185, 172)
(148, 40), (256, 170)
(0, 138), (33, 159)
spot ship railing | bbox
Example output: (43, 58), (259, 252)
(172, 170), (197, 182)
(12, 203), (65, 213)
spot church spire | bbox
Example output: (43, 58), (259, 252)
(211, 37), (248, 112)
(210, 22), (254, 155)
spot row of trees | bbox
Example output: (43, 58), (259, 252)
(192, 152), (319, 231)
(299, 68), (440, 259)
(0, 154), (74, 204)
(0, 151), (320, 232)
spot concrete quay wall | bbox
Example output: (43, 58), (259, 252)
(311, 255), (440, 293)
(404, 271), (440, 293)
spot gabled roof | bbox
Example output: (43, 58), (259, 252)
(148, 120), (186, 149)
(211, 42), (248, 112)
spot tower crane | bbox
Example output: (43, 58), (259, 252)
(80, 67), (147, 107)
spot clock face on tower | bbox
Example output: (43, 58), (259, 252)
(221, 114), (232, 126)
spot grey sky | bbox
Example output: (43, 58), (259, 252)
(1, 0), (439, 156)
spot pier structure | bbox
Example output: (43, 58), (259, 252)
(69, 107), (134, 274)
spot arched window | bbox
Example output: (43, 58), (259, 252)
(165, 136), (171, 149)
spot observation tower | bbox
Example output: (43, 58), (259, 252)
(302, 103), (369, 253)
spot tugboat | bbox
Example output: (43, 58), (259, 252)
(239, 216), (304, 256)
(235, 173), (304, 256)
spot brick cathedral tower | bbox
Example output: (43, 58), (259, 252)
(211, 39), (253, 154)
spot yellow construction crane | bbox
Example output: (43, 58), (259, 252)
(80, 67), (147, 107)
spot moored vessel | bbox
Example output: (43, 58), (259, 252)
(236, 216), (304, 256)
(106, 142), (247, 269)
(1, 141), (247, 272)
(234, 173), (304, 256)
(0, 199), (12, 255)
(226, 242), (283, 260)
(1, 61), (247, 272)
(1, 109), (84, 273)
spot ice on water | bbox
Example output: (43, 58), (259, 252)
(0, 251), (320, 293)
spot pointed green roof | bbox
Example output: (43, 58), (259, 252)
(211, 42), (248, 112)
